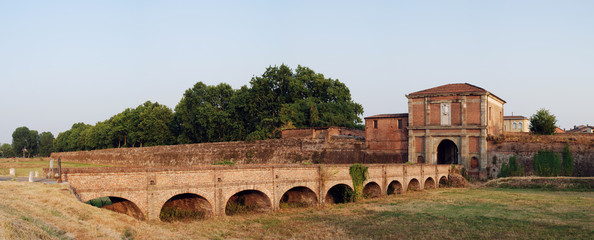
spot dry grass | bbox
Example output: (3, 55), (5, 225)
(485, 176), (594, 191)
(0, 182), (183, 239)
(0, 181), (592, 239)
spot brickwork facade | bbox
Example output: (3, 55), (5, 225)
(67, 164), (451, 221)
(364, 114), (409, 163)
(50, 138), (368, 166)
(364, 83), (505, 180)
(281, 127), (364, 140)
(406, 84), (505, 180)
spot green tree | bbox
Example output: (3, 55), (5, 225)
(136, 101), (176, 147)
(53, 130), (71, 152)
(107, 110), (133, 148)
(54, 123), (91, 152)
(561, 145), (574, 176)
(39, 132), (55, 157)
(84, 121), (111, 150)
(175, 82), (241, 143)
(11, 127), (39, 158)
(0, 143), (14, 158)
(246, 65), (363, 139)
(529, 109), (557, 135)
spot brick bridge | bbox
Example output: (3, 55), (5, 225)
(67, 163), (452, 221)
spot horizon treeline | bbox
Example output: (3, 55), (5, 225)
(44, 64), (363, 153)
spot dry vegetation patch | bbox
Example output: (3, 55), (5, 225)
(486, 176), (594, 191)
(0, 182), (592, 239)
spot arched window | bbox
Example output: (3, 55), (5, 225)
(518, 122), (523, 130)
(513, 122), (517, 129)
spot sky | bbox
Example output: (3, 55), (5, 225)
(1, 1), (593, 144)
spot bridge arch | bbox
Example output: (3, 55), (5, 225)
(424, 177), (436, 189)
(363, 182), (381, 198)
(439, 176), (448, 187)
(407, 178), (420, 191)
(86, 196), (145, 220)
(387, 180), (403, 195)
(279, 186), (318, 208)
(225, 189), (272, 215)
(325, 184), (354, 204)
(159, 193), (212, 222)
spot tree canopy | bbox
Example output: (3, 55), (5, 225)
(11, 127), (39, 158)
(0, 143), (14, 158)
(54, 101), (176, 152)
(249, 65), (363, 139)
(39, 132), (55, 157)
(529, 109), (557, 135)
(51, 64), (364, 152)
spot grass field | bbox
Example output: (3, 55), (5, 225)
(0, 158), (110, 177)
(0, 181), (591, 239)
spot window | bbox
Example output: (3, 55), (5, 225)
(373, 120), (378, 129)
(417, 155), (425, 163)
(519, 122), (523, 130)
(398, 119), (403, 129)
(513, 122), (517, 129)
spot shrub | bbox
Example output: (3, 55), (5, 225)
(349, 163), (368, 202)
(225, 202), (258, 215)
(561, 145), (574, 176)
(212, 160), (235, 165)
(498, 156), (524, 178)
(86, 197), (112, 208)
(160, 206), (206, 222)
(533, 150), (561, 176)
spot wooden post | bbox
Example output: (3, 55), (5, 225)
(57, 158), (62, 183)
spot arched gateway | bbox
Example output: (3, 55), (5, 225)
(437, 140), (458, 164)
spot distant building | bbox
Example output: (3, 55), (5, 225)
(567, 125), (593, 133)
(555, 127), (566, 133)
(503, 115), (529, 132)
(365, 83), (505, 180)
(364, 113), (408, 163)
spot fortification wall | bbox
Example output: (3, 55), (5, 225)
(488, 133), (594, 177)
(50, 132), (594, 177)
(50, 138), (367, 167)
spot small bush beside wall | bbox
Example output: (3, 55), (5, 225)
(498, 156), (524, 178)
(534, 150), (561, 177)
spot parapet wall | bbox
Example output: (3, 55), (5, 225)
(50, 132), (594, 177)
(50, 138), (367, 167)
(489, 133), (594, 177)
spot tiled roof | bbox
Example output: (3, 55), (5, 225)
(364, 113), (408, 119)
(407, 83), (487, 96)
(504, 116), (528, 120)
(407, 83), (505, 103)
(567, 125), (593, 133)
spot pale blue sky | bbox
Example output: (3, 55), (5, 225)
(1, 1), (593, 144)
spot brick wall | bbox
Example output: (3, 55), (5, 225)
(488, 133), (594, 177)
(50, 131), (594, 177)
(50, 138), (370, 167)
(281, 127), (364, 140)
